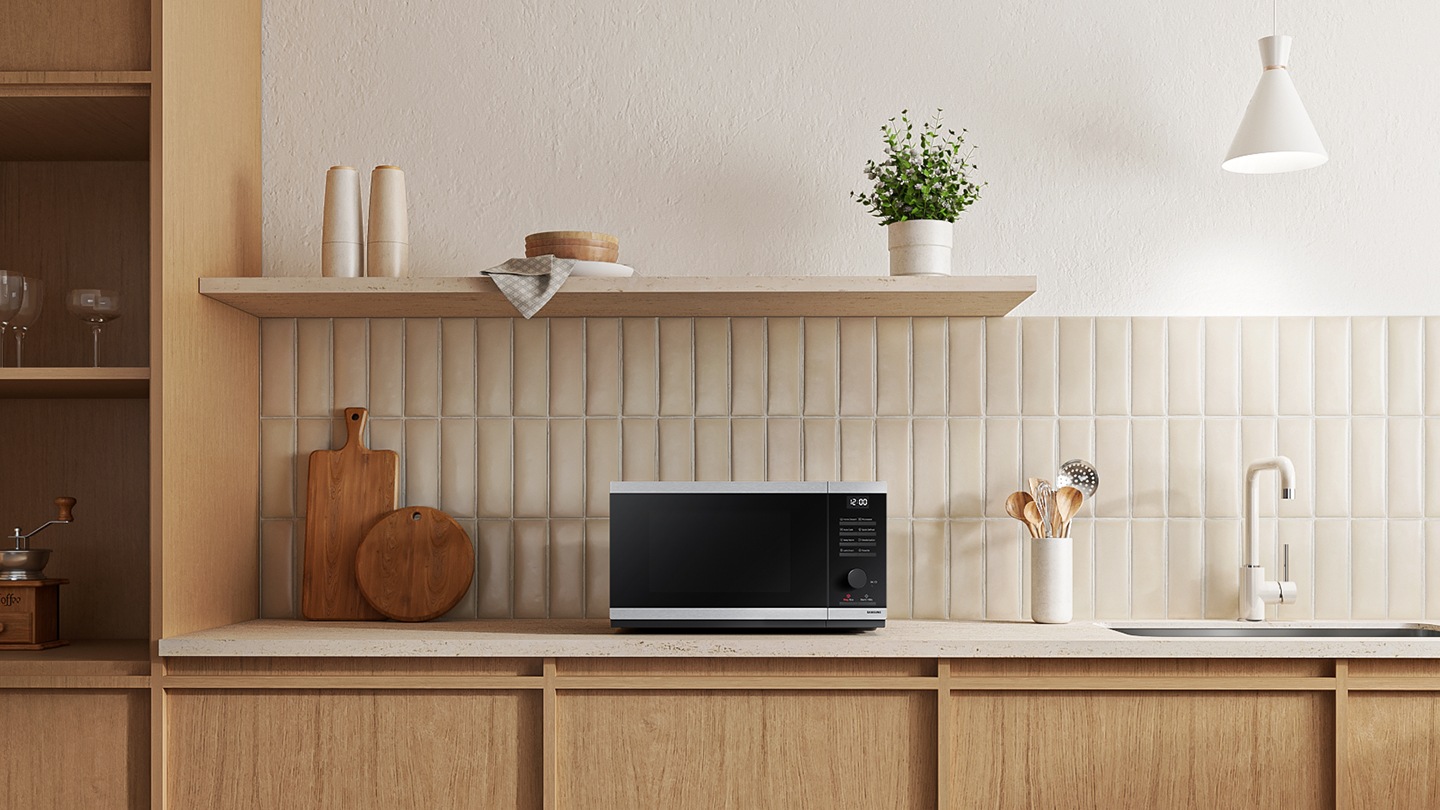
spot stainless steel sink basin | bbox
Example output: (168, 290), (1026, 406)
(1107, 624), (1440, 638)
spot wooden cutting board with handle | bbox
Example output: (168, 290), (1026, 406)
(354, 507), (474, 622)
(302, 407), (396, 620)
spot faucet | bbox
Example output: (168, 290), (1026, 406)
(1240, 456), (1297, 621)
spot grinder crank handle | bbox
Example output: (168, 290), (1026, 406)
(56, 497), (76, 522)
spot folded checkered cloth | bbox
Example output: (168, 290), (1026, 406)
(482, 256), (576, 318)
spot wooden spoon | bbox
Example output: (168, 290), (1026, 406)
(1005, 491), (1037, 538)
(1053, 486), (1084, 537)
(1024, 501), (1047, 539)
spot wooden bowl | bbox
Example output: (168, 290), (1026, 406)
(525, 243), (619, 262)
(525, 230), (618, 248)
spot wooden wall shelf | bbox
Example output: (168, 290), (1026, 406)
(0, 367), (149, 398)
(0, 638), (150, 684)
(199, 275), (1037, 319)
(0, 73), (150, 160)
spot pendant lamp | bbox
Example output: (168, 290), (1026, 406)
(1222, 2), (1326, 173)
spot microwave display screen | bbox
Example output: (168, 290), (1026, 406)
(647, 509), (790, 593)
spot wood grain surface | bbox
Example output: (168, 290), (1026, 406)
(355, 506), (474, 622)
(0, 688), (148, 808)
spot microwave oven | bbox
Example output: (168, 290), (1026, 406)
(609, 481), (886, 630)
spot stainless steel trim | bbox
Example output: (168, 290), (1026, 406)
(826, 482), (887, 495)
(827, 607), (887, 619)
(610, 481), (828, 495)
(610, 607), (829, 620)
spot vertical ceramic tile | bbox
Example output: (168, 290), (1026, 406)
(1093, 522), (1130, 618)
(694, 319), (730, 416)
(549, 319), (585, 417)
(912, 318), (947, 416)
(838, 318), (875, 417)
(1388, 418), (1423, 518)
(294, 419), (334, 517)
(585, 318), (620, 416)
(1350, 520), (1386, 619)
(332, 319), (369, 410)
(694, 418), (730, 482)
(366, 418), (404, 456)
(1275, 520), (1315, 620)
(402, 319), (439, 417)
(1130, 521), (1165, 618)
(1352, 317), (1386, 416)
(295, 319), (332, 417)
(1314, 419), (1350, 518)
(476, 521), (513, 618)
(1057, 318), (1093, 417)
(732, 419), (767, 481)
(1130, 420), (1166, 518)
(1130, 318), (1165, 416)
(1313, 520), (1350, 619)
(1241, 419), (1278, 516)
(657, 318), (694, 416)
(1276, 419), (1314, 518)
(912, 521), (947, 619)
(1167, 318), (1203, 417)
(1204, 520), (1241, 619)
(512, 318), (549, 417)
(948, 318), (984, 416)
(444, 520), (479, 619)
(875, 420), (910, 516)
(1094, 318), (1129, 416)
(549, 419), (585, 516)
(368, 319), (405, 416)
(440, 419), (477, 518)
(584, 419), (620, 516)
(766, 318), (803, 416)
(1240, 317), (1276, 416)
(875, 318), (911, 416)
(1020, 420), (1056, 503)
(439, 319), (476, 417)
(888, 519), (912, 619)
(1167, 420), (1203, 518)
(731, 318), (766, 416)
(839, 419), (876, 482)
(476, 319), (513, 416)
(983, 419), (1020, 518)
(1351, 418), (1386, 518)
(1093, 419), (1129, 518)
(512, 520), (549, 618)
(512, 420), (549, 516)
(1429, 319), (1440, 415)
(1205, 420), (1241, 519)
(1277, 317), (1313, 416)
(260, 521), (295, 619)
(621, 418), (657, 481)
(803, 318), (838, 416)
(1429, 523), (1440, 619)
(260, 419), (295, 518)
(657, 418), (693, 482)
(1166, 521), (1204, 618)
(404, 419), (439, 509)
(621, 318), (657, 416)
(260, 319), (296, 416)
(1020, 318), (1057, 416)
(585, 520), (610, 618)
(948, 419), (984, 518)
(1204, 317), (1240, 416)
(801, 419), (836, 482)
(1430, 421), (1440, 517)
(549, 519), (585, 618)
(948, 521), (984, 619)
(984, 521), (1022, 620)
(912, 420), (947, 519)
(477, 419), (513, 518)
(1388, 521), (1424, 619)
(1388, 317), (1424, 416)
(768, 418), (803, 481)
(984, 318), (1020, 416)
(1313, 317), (1349, 416)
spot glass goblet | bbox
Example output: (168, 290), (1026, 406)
(0, 271), (24, 367)
(10, 276), (43, 368)
(66, 289), (122, 368)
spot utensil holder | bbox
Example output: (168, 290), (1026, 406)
(1031, 535), (1073, 624)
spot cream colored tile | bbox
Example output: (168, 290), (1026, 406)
(621, 318), (657, 416)
(260, 319), (296, 417)
(260, 521), (295, 619)
(1019, 318), (1056, 417)
(1240, 317), (1276, 416)
(621, 418), (657, 481)
(549, 319), (585, 417)
(1389, 317), (1423, 416)
(657, 318), (693, 417)
(766, 318), (803, 416)
(912, 521), (946, 619)
(1069, 520), (1095, 620)
(1351, 521), (1386, 619)
(1388, 521), (1424, 619)
(444, 518), (479, 619)
(1242, 419), (1278, 517)
(731, 318), (766, 416)
(477, 419), (513, 518)
(1166, 521), (1204, 619)
(732, 419), (767, 481)
(585, 520), (610, 618)
(985, 318), (1020, 416)
(440, 419), (476, 518)
(440, 319), (475, 417)
(476, 319), (512, 416)
(1388, 418), (1423, 518)
(585, 319), (620, 416)
(260, 419), (295, 518)
(657, 418), (693, 482)
(1429, 319), (1440, 415)
(984, 419), (1020, 518)
(1275, 520), (1314, 620)
(1310, 520), (1349, 620)
(1275, 419), (1313, 518)
(912, 420), (947, 519)
(512, 420), (549, 516)
(1093, 419), (1129, 518)
(948, 420), (983, 518)
(876, 420), (910, 517)
(549, 419), (585, 516)
(1204, 520), (1241, 619)
(513, 520), (548, 618)
(1352, 317), (1385, 416)
(1429, 523), (1440, 619)
(839, 418), (875, 482)
(1313, 419), (1349, 518)
(695, 319), (730, 416)
(476, 520), (512, 618)
(1352, 418), (1386, 518)
(585, 419), (620, 515)
(1313, 317), (1349, 416)
(1168, 318), (1203, 417)
(296, 319), (332, 417)
(1131, 420), (1166, 518)
(948, 521), (984, 619)
(1057, 318), (1093, 416)
(875, 318), (911, 416)
(294, 419), (333, 517)
(1131, 521), (1165, 619)
(401, 319), (438, 417)
(366, 417), (404, 456)
(1057, 419), (1093, 470)
(404, 419), (439, 509)
(1277, 318), (1313, 416)
(1205, 420), (1240, 519)
(948, 318), (983, 416)
(1131, 318), (1165, 416)
(548, 519), (585, 619)
(1020, 419), (1056, 504)
(985, 521), (1022, 621)
(332, 319), (368, 411)
(888, 519), (912, 619)
(768, 418), (803, 481)
(803, 318), (838, 416)
(838, 318), (874, 416)
(801, 419), (836, 482)
(512, 319), (548, 417)
(368, 319), (405, 416)
(1094, 318), (1129, 416)
(1168, 420), (1203, 518)
(912, 318), (947, 416)
(1093, 522), (1130, 619)
(1204, 317), (1239, 416)
(694, 418), (729, 482)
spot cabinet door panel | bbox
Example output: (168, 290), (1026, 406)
(1347, 693), (1440, 807)
(0, 689), (148, 808)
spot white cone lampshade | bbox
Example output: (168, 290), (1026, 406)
(1223, 35), (1327, 174)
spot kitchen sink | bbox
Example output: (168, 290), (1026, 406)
(1107, 624), (1440, 638)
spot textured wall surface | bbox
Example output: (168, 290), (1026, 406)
(262, 2), (1440, 314)
(258, 315), (1440, 622)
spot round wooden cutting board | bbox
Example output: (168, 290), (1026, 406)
(355, 507), (475, 622)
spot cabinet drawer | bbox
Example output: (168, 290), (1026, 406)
(0, 614), (35, 643)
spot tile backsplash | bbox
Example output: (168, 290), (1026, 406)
(258, 316), (1440, 623)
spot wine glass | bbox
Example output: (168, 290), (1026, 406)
(10, 276), (43, 368)
(0, 271), (24, 367)
(66, 289), (122, 367)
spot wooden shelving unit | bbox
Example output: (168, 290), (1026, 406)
(200, 275), (1037, 318)
(0, 367), (149, 398)
(0, 638), (150, 684)
(0, 72), (151, 160)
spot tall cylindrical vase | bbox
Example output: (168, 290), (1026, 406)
(1031, 536), (1073, 624)
(886, 219), (953, 276)
(322, 166), (364, 278)
(367, 165), (409, 278)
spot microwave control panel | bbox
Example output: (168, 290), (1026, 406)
(829, 491), (885, 610)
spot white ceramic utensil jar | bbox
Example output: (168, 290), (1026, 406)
(1031, 536), (1073, 624)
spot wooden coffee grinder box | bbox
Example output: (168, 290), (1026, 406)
(0, 580), (68, 650)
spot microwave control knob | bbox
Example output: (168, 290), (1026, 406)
(846, 568), (868, 590)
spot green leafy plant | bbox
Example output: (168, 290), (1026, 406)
(852, 109), (984, 225)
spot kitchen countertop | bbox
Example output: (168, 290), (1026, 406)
(158, 618), (1440, 658)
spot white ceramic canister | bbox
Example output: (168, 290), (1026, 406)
(1031, 536), (1073, 624)
(886, 219), (953, 276)
(322, 166), (364, 277)
(367, 165), (409, 278)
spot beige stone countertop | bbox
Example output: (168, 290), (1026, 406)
(157, 618), (1440, 658)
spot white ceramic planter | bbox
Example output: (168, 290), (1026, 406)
(1031, 536), (1073, 624)
(886, 219), (953, 276)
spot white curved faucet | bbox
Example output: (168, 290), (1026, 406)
(1240, 456), (1298, 621)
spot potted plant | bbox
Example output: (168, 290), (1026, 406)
(852, 110), (984, 276)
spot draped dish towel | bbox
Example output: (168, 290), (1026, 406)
(481, 256), (575, 318)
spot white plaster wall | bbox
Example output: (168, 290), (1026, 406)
(262, 1), (1440, 315)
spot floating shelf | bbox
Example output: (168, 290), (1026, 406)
(0, 367), (150, 398)
(0, 71), (151, 160)
(199, 275), (1036, 319)
(0, 638), (150, 687)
